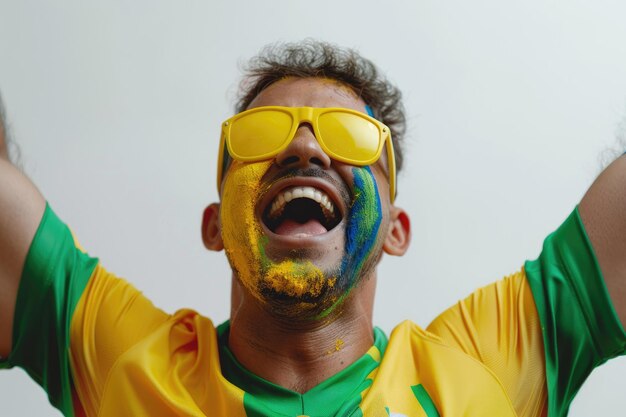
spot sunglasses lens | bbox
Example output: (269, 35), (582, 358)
(317, 112), (381, 163)
(229, 110), (293, 158)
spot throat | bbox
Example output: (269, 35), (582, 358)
(227, 302), (375, 393)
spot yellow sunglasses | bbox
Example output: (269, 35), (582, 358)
(217, 106), (396, 202)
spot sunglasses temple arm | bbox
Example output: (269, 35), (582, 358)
(216, 131), (226, 194)
(386, 136), (397, 204)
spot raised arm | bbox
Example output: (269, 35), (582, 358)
(0, 96), (46, 357)
(579, 154), (626, 329)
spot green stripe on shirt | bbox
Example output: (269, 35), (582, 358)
(525, 207), (626, 417)
(0, 204), (98, 416)
(411, 384), (441, 417)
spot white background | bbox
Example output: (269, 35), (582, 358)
(1, 1), (626, 415)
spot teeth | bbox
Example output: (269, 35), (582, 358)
(268, 186), (336, 219)
(303, 188), (315, 200)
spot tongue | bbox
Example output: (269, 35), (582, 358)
(274, 219), (328, 236)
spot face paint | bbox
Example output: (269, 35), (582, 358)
(343, 166), (383, 273)
(316, 166), (383, 318)
(326, 339), (345, 355)
(220, 162), (338, 315)
(220, 161), (267, 302)
(221, 162), (383, 320)
(257, 241), (337, 299)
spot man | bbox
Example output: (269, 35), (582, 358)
(0, 40), (625, 417)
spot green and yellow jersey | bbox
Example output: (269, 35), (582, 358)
(1, 205), (625, 416)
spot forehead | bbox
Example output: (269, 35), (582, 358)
(247, 77), (367, 113)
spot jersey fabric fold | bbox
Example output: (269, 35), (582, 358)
(1, 204), (625, 416)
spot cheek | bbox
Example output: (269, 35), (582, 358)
(220, 161), (272, 275)
(342, 166), (383, 278)
(370, 161), (391, 200)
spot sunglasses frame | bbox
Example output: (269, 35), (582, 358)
(217, 106), (396, 203)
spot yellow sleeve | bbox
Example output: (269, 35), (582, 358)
(68, 266), (170, 416)
(426, 271), (547, 417)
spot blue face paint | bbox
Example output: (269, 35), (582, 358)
(314, 166), (382, 320)
(341, 166), (383, 286)
(365, 105), (375, 118)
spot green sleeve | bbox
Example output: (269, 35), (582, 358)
(525, 207), (626, 417)
(0, 204), (98, 417)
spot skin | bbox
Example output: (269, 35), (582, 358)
(579, 155), (626, 326)
(0, 118), (46, 357)
(203, 77), (412, 391)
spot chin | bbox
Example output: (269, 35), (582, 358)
(254, 261), (378, 322)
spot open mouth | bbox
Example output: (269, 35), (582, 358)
(263, 186), (342, 236)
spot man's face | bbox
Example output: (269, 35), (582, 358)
(218, 77), (394, 319)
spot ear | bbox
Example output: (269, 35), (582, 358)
(383, 206), (411, 256)
(202, 203), (224, 251)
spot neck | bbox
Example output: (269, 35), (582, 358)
(227, 275), (376, 393)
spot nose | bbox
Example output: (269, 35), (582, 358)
(275, 123), (332, 170)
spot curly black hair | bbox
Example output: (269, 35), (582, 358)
(235, 40), (407, 173)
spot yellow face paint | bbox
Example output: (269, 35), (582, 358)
(220, 162), (338, 315)
(325, 339), (345, 355)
